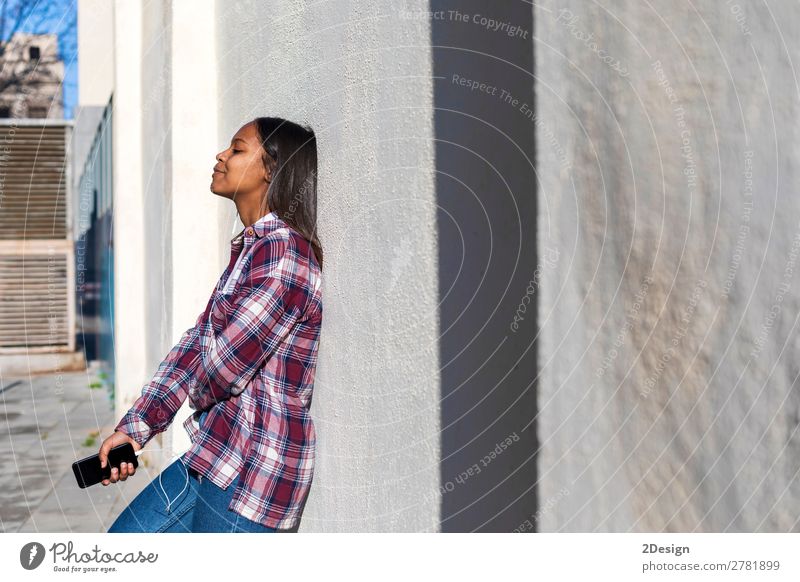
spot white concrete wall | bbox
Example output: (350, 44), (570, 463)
(111, 0), (147, 441)
(166, 0), (226, 455)
(77, 0), (113, 107)
(536, 0), (800, 531)
(104, 0), (800, 533)
(215, 0), (440, 531)
(113, 0), (225, 468)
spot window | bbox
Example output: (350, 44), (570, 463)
(29, 46), (40, 60)
(28, 106), (47, 118)
(0, 107), (10, 118)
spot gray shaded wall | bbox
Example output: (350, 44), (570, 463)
(536, 0), (800, 531)
(141, 2), (175, 388)
(431, 1), (538, 531)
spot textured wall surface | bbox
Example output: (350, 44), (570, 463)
(78, 0), (114, 105)
(216, 0), (440, 531)
(536, 0), (800, 531)
(140, 0), (173, 382)
(117, 0), (228, 470)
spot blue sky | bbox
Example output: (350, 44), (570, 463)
(4, 0), (78, 119)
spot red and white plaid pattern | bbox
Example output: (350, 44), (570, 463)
(115, 212), (322, 530)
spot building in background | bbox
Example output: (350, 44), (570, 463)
(0, 28), (79, 374)
(0, 32), (64, 119)
(71, 0), (115, 397)
(0, 119), (77, 371)
(74, 100), (113, 372)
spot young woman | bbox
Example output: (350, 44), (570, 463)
(100, 117), (323, 533)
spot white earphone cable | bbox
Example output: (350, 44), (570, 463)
(132, 410), (208, 513)
(132, 447), (191, 514)
(160, 454), (190, 514)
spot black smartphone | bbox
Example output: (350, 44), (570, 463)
(72, 442), (139, 489)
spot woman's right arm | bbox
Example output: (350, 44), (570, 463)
(111, 306), (209, 449)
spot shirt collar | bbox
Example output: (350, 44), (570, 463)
(230, 210), (282, 244)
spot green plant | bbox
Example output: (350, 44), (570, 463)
(82, 430), (100, 447)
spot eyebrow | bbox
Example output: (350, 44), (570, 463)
(231, 138), (247, 145)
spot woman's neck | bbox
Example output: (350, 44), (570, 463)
(236, 202), (271, 228)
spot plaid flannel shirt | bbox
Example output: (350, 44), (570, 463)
(114, 211), (322, 530)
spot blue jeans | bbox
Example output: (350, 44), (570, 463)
(107, 411), (276, 533)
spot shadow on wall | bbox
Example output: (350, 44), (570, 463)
(431, 1), (539, 531)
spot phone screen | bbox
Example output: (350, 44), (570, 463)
(72, 442), (139, 488)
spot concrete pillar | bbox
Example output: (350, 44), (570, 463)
(535, 0), (800, 532)
(166, 0), (224, 455)
(216, 2), (441, 531)
(111, 0), (147, 439)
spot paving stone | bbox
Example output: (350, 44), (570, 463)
(1, 370), (150, 532)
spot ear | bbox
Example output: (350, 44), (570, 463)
(264, 166), (271, 184)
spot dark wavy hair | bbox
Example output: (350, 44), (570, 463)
(253, 116), (322, 270)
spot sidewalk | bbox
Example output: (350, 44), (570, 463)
(0, 366), (154, 532)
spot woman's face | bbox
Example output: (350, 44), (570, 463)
(211, 122), (271, 201)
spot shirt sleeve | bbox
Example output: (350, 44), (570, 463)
(187, 233), (308, 412)
(113, 308), (208, 448)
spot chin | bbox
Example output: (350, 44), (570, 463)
(209, 185), (232, 199)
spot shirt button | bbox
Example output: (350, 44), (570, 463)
(246, 227), (254, 236)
